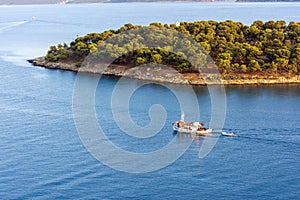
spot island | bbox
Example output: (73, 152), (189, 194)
(29, 20), (300, 85)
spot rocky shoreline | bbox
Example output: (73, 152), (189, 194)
(28, 57), (300, 85)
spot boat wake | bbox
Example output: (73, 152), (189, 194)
(222, 128), (300, 151)
(35, 19), (92, 28)
(0, 21), (29, 33)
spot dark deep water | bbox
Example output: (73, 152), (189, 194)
(0, 2), (300, 199)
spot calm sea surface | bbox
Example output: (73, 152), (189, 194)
(0, 2), (300, 199)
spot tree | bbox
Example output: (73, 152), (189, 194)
(135, 57), (147, 65)
(217, 53), (232, 73)
(151, 54), (163, 64)
(249, 60), (261, 72)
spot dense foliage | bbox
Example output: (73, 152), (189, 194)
(46, 20), (300, 74)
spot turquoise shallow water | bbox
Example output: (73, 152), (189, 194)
(0, 2), (300, 199)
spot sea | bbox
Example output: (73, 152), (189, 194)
(0, 2), (300, 199)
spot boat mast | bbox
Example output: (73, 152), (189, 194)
(181, 112), (185, 122)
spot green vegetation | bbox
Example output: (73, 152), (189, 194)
(46, 20), (300, 74)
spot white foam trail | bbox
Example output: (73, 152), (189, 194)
(0, 21), (29, 33)
(0, 54), (32, 67)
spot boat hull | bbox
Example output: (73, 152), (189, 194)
(172, 123), (212, 135)
(221, 132), (235, 137)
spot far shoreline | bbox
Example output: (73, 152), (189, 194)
(28, 57), (300, 85)
(2, 1), (300, 6)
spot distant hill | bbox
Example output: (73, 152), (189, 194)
(1, 0), (299, 5)
(236, 0), (300, 2)
(0, 0), (108, 5)
(0, 0), (233, 5)
(0, 0), (60, 4)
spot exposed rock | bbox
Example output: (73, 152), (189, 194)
(28, 57), (300, 85)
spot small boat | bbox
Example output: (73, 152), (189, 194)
(172, 114), (212, 135)
(172, 122), (212, 135)
(221, 132), (235, 137)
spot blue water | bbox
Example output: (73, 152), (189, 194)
(0, 2), (300, 199)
